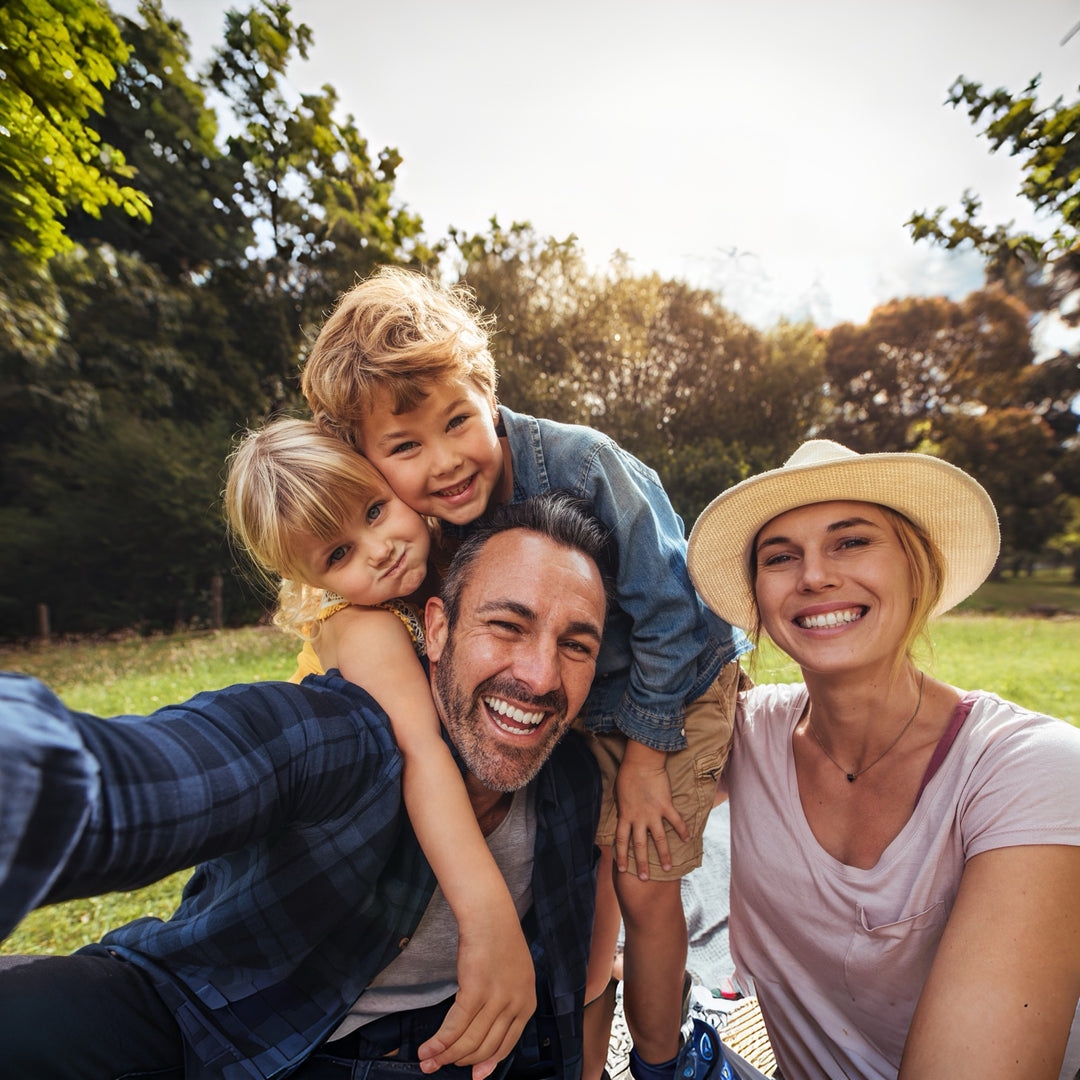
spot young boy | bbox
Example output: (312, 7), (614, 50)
(301, 267), (752, 1080)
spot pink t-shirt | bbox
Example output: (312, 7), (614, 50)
(728, 684), (1080, 1080)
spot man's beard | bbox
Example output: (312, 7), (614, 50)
(433, 637), (571, 793)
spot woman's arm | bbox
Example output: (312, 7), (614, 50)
(322, 609), (536, 1080)
(900, 843), (1080, 1080)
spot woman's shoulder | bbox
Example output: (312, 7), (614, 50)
(739, 681), (808, 722)
(963, 690), (1080, 762)
(951, 692), (1080, 841)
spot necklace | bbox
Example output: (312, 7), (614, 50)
(806, 671), (925, 783)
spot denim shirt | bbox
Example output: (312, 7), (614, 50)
(494, 406), (751, 751)
(0, 672), (601, 1080)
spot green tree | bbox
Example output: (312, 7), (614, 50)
(908, 76), (1080, 280)
(65, 0), (248, 278)
(0, 0), (150, 262)
(454, 219), (594, 422)
(207, 2), (432, 329)
(0, 414), (243, 635)
(0, 1), (434, 637)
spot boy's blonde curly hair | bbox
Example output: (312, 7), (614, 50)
(301, 266), (498, 448)
(224, 417), (408, 637)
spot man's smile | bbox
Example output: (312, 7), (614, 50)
(483, 695), (546, 734)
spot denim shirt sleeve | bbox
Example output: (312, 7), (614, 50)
(502, 409), (751, 751)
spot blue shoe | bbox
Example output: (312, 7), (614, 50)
(673, 1017), (734, 1080)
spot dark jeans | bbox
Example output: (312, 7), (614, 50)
(0, 952), (183, 1079)
(0, 954), (482, 1079)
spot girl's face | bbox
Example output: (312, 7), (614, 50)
(292, 486), (431, 606)
(752, 500), (915, 679)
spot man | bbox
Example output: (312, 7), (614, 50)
(0, 493), (610, 1080)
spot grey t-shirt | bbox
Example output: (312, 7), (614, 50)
(330, 784), (537, 1040)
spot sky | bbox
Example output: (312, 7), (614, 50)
(138, 1), (1080, 333)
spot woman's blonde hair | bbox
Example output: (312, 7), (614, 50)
(748, 502), (945, 681)
(880, 504), (945, 674)
(301, 266), (498, 448)
(224, 418), (400, 637)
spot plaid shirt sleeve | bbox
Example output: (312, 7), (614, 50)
(0, 671), (399, 923)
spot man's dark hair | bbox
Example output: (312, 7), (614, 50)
(439, 492), (615, 630)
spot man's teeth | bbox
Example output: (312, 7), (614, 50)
(797, 608), (863, 629)
(484, 697), (544, 731)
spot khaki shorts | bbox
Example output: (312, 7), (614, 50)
(581, 660), (740, 881)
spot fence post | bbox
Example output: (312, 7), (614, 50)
(210, 574), (223, 630)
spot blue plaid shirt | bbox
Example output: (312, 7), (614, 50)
(0, 672), (601, 1080)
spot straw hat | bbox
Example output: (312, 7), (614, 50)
(686, 439), (1000, 633)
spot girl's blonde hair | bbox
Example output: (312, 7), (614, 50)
(224, 418), (398, 637)
(301, 266), (498, 448)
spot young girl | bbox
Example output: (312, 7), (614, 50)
(223, 417), (534, 1079)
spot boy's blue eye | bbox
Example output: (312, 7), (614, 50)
(447, 415), (468, 431)
(390, 440), (418, 455)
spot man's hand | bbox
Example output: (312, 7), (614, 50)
(418, 908), (536, 1079)
(613, 739), (688, 879)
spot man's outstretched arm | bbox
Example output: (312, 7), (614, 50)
(0, 671), (399, 937)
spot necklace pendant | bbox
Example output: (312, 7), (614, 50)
(846, 773), (856, 783)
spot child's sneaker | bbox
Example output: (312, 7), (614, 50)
(674, 1017), (734, 1080)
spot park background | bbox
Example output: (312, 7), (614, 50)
(2, 1), (1080, 638)
(1, 0), (1079, 962)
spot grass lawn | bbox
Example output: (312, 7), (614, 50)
(1, 578), (1077, 956)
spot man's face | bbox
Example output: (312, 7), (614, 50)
(425, 530), (606, 793)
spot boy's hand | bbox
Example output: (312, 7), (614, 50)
(418, 907), (536, 1079)
(614, 740), (688, 879)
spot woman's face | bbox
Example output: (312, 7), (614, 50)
(753, 500), (915, 678)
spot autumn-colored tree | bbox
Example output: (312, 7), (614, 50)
(452, 221), (826, 522)
(935, 409), (1064, 574)
(822, 289), (1034, 452)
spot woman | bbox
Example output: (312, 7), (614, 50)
(686, 439), (1080, 1080)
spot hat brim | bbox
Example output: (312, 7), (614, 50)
(686, 451), (1000, 634)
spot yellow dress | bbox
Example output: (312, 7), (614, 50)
(289, 595), (426, 682)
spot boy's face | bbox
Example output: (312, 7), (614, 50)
(358, 381), (508, 526)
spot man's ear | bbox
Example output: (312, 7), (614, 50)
(425, 596), (448, 662)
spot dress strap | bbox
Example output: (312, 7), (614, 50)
(915, 692), (978, 805)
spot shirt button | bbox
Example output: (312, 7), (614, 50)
(680, 728), (686, 737)
(397, 937), (410, 949)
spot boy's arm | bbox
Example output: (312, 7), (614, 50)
(580, 438), (746, 748)
(327, 609), (535, 1080)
